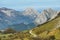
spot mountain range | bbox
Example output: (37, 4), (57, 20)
(0, 7), (59, 31)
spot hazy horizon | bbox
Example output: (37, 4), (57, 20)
(0, 0), (60, 10)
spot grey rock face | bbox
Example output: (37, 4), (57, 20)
(0, 7), (58, 30)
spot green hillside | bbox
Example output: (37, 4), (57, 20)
(32, 15), (60, 34)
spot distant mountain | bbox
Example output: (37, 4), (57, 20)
(0, 7), (59, 31)
(34, 8), (58, 25)
(8, 23), (36, 31)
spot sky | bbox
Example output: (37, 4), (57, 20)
(0, 0), (60, 10)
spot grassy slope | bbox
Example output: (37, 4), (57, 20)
(30, 16), (60, 40)
(32, 16), (60, 34)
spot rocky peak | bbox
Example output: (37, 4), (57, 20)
(23, 8), (40, 15)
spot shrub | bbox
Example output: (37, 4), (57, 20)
(3, 28), (16, 34)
